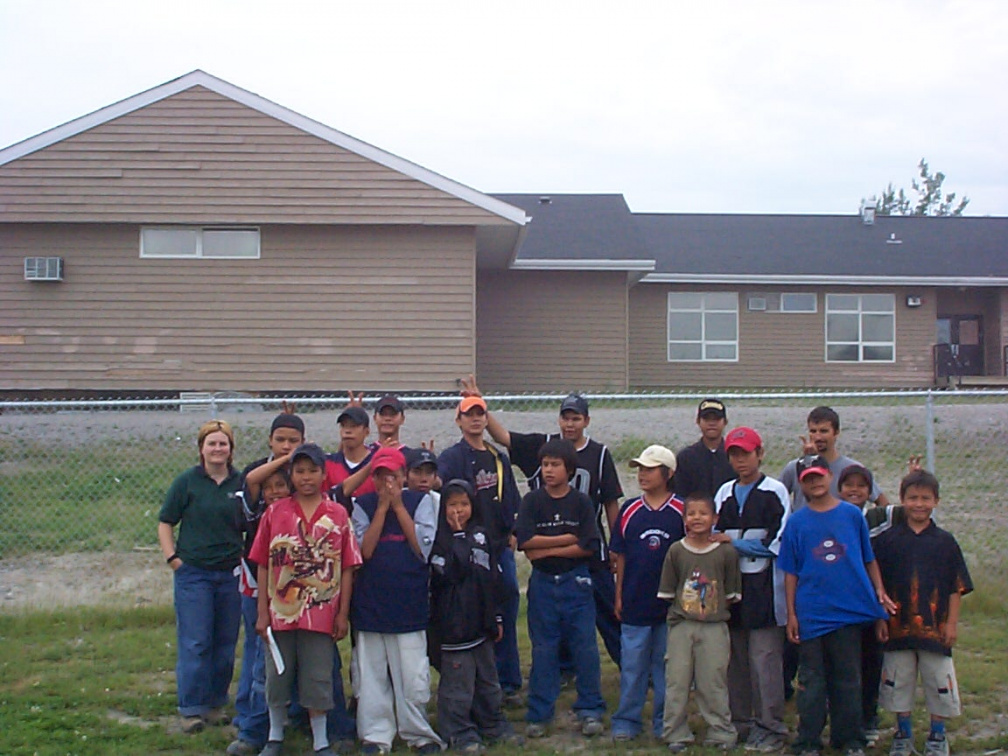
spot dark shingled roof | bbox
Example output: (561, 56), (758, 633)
(636, 213), (1008, 278)
(492, 194), (650, 261)
(493, 193), (1008, 280)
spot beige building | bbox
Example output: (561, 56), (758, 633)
(3, 72), (1007, 395)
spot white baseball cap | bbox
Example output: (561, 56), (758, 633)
(629, 444), (677, 472)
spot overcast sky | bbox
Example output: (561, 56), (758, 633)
(1, 0), (1005, 216)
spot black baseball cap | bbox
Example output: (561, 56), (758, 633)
(270, 413), (305, 437)
(375, 394), (404, 414)
(290, 443), (327, 469)
(405, 447), (438, 470)
(336, 406), (370, 427)
(559, 393), (589, 416)
(697, 398), (727, 420)
(797, 454), (831, 481)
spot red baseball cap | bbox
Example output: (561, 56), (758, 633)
(724, 426), (762, 453)
(370, 446), (406, 473)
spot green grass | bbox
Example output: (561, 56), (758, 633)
(1, 595), (1006, 756)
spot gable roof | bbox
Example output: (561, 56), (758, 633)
(636, 213), (1008, 285)
(0, 70), (528, 228)
(491, 193), (655, 275)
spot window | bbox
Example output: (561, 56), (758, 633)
(780, 292), (817, 312)
(825, 293), (895, 362)
(667, 292), (738, 361)
(140, 227), (260, 259)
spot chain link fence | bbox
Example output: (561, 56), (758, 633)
(1, 389), (1005, 596)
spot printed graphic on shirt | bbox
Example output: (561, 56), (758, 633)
(812, 536), (846, 564)
(681, 568), (720, 618)
(888, 572), (970, 647)
(268, 516), (344, 623)
(474, 468), (499, 496)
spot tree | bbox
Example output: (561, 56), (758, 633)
(868, 158), (969, 216)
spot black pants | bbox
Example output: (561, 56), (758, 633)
(795, 624), (865, 752)
(437, 641), (511, 747)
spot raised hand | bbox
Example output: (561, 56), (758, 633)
(281, 400), (297, 415)
(459, 374), (482, 398)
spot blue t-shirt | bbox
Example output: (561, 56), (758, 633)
(609, 494), (685, 626)
(777, 500), (886, 640)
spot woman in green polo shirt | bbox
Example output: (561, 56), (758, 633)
(158, 419), (244, 734)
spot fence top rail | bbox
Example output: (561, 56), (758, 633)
(3, 388), (1008, 412)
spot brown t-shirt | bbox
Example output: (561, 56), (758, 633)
(657, 540), (742, 625)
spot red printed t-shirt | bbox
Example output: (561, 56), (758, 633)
(249, 495), (363, 634)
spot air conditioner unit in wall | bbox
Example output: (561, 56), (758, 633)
(24, 257), (64, 281)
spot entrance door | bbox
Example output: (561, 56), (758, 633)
(935, 315), (984, 377)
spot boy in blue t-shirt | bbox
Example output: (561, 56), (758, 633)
(778, 455), (895, 756)
(609, 444), (685, 741)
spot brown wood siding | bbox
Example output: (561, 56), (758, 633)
(0, 87), (509, 226)
(475, 270), (628, 391)
(629, 284), (936, 388)
(0, 223), (476, 391)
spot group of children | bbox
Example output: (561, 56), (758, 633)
(210, 392), (971, 756)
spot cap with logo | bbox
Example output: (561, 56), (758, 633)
(559, 393), (589, 416)
(371, 446), (406, 473)
(697, 398), (727, 420)
(405, 447), (438, 470)
(796, 454), (831, 481)
(724, 426), (762, 453)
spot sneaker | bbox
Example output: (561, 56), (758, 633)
(314, 748), (338, 756)
(490, 731), (525, 747)
(203, 707), (231, 726)
(502, 691), (524, 709)
(258, 742), (284, 756)
(415, 744), (443, 755)
(581, 717), (604, 737)
(668, 744), (688, 753)
(923, 737), (949, 756)
(458, 743), (486, 755)
(749, 734), (787, 753)
(613, 732), (636, 742)
(890, 737), (916, 756)
(865, 730), (881, 748)
(180, 715), (205, 734)
(526, 723), (548, 739)
(359, 744), (387, 755)
(227, 739), (262, 756)
(844, 749), (866, 756)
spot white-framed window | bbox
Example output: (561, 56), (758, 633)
(825, 293), (895, 362)
(140, 227), (260, 259)
(667, 291), (738, 362)
(781, 292), (817, 313)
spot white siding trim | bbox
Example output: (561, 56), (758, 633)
(642, 273), (1008, 287)
(510, 258), (656, 272)
(0, 70), (529, 227)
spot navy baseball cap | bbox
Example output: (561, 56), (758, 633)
(405, 447), (438, 470)
(375, 394), (404, 413)
(290, 443), (327, 469)
(559, 393), (589, 416)
(336, 406), (370, 427)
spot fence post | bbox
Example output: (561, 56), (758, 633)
(925, 389), (935, 472)
(210, 394), (218, 419)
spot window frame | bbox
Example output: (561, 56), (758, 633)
(139, 226), (261, 259)
(667, 291), (739, 363)
(824, 293), (896, 363)
(780, 292), (817, 313)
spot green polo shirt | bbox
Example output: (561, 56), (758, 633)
(159, 465), (243, 570)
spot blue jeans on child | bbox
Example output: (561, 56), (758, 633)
(173, 563), (242, 717)
(611, 622), (667, 738)
(234, 593), (268, 747)
(526, 564), (605, 723)
(496, 548), (523, 694)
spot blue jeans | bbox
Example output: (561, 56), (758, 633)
(559, 560), (622, 670)
(173, 563), (242, 717)
(235, 594), (268, 746)
(526, 565), (604, 723)
(495, 548), (522, 693)
(612, 622), (667, 737)
(288, 646), (356, 741)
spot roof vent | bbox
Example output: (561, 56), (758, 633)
(886, 232), (902, 245)
(860, 198), (876, 226)
(538, 196), (552, 205)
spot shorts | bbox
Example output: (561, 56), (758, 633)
(879, 649), (960, 718)
(265, 629), (335, 712)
